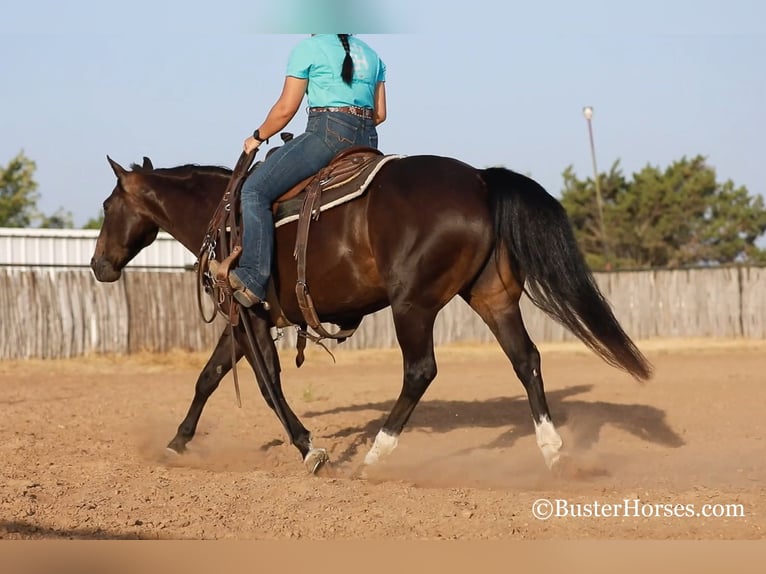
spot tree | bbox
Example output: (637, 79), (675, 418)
(561, 156), (766, 269)
(560, 161), (629, 270)
(0, 151), (39, 227)
(0, 151), (74, 228)
(39, 208), (75, 229)
(82, 211), (104, 230)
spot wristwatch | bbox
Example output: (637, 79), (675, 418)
(252, 129), (266, 143)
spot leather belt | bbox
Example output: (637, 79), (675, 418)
(309, 106), (374, 120)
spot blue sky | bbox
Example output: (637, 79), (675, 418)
(1, 0), (764, 226)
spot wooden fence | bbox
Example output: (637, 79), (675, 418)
(1, 267), (764, 360)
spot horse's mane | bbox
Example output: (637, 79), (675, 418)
(129, 163), (232, 178)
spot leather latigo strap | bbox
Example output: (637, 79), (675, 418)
(293, 165), (361, 343)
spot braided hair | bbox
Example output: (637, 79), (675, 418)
(338, 34), (354, 85)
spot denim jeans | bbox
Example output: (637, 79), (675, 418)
(234, 111), (379, 299)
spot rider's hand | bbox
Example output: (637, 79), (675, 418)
(243, 136), (262, 154)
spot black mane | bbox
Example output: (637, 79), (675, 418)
(130, 163), (232, 178)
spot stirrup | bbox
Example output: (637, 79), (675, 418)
(233, 288), (269, 310)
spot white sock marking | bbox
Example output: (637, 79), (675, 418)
(534, 415), (563, 469)
(364, 431), (399, 465)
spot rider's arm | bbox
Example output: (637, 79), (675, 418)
(245, 76), (308, 151)
(374, 81), (387, 126)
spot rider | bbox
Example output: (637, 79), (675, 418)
(228, 34), (387, 308)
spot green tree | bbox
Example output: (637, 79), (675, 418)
(82, 211), (104, 230)
(0, 151), (39, 227)
(0, 151), (74, 229)
(561, 156), (766, 269)
(39, 208), (75, 229)
(561, 161), (629, 270)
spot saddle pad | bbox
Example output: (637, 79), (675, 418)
(274, 154), (405, 228)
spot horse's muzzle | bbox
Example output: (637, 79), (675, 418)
(90, 256), (122, 282)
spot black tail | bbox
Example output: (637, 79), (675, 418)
(481, 167), (652, 380)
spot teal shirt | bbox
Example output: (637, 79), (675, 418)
(286, 35), (386, 108)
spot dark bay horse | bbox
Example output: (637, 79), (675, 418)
(91, 154), (652, 473)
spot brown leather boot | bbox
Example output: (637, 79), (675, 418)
(207, 259), (268, 309)
(229, 271), (265, 309)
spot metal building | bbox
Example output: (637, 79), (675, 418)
(0, 228), (195, 270)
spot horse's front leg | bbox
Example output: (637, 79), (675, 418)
(167, 326), (239, 454)
(237, 314), (323, 473)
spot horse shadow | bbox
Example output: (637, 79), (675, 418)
(0, 519), (141, 540)
(298, 384), (684, 465)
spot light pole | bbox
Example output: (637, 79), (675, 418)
(582, 106), (609, 266)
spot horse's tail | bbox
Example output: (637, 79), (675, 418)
(480, 167), (652, 380)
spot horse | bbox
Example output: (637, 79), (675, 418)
(91, 152), (652, 474)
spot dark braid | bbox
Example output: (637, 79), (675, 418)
(338, 34), (354, 85)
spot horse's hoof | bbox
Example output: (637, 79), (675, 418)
(165, 439), (187, 456)
(304, 448), (329, 474)
(549, 453), (567, 477)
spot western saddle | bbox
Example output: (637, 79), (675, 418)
(199, 136), (391, 366)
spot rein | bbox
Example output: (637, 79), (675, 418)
(196, 150), (255, 324)
(195, 150), (256, 410)
(193, 149), (294, 441)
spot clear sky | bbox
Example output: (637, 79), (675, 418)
(1, 0), (764, 227)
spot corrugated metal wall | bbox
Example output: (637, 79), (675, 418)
(0, 228), (195, 269)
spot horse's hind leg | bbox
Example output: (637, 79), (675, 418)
(465, 268), (563, 469)
(167, 326), (239, 454)
(364, 306), (438, 466)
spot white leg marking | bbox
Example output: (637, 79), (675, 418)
(364, 431), (399, 465)
(534, 415), (563, 469)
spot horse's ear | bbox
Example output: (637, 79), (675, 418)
(107, 155), (127, 178)
(142, 156), (154, 170)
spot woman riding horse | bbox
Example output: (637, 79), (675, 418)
(230, 34), (386, 308)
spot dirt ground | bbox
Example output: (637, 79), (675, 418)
(0, 339), (764, 540)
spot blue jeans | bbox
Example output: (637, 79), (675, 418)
(234, 111), (379, 299)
